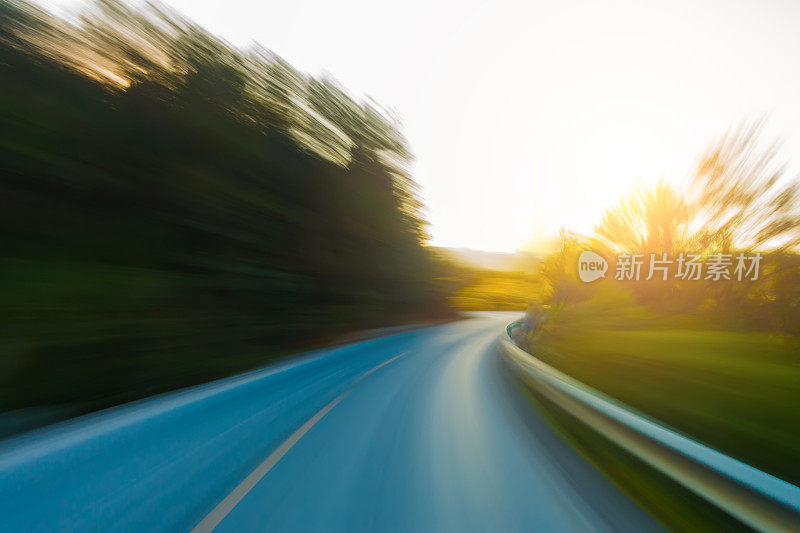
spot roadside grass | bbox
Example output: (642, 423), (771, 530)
(524, 297), (800, 487)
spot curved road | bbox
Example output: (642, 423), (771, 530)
(0, 312), (660, 532)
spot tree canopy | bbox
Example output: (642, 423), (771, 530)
(0, 0), (447, 427)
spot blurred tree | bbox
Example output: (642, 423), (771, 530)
(596, 180), (690, 255)
(0, 0), (448, 429)
(538, 123), (800, 331)
(691, 120), (800, 252)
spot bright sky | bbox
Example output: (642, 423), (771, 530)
(47, 0), (800, 252)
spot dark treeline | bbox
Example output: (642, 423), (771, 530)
(0, 0), (448, 429)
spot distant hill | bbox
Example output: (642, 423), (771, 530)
(430, 247), (542, 274)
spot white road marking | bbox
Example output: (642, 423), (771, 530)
(190, 352), (408, 533)
(356, 352), (406, 381)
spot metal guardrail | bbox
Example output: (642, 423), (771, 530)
(499, 333), (800, 533)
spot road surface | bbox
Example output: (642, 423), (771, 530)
(0, 312), (660, 532)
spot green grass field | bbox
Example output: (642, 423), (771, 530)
(524, 296), (800, 486)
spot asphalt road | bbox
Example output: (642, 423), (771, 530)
(0, 312), (660, 532)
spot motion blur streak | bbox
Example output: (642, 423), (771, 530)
(0, 314), (660, 532)
(0, 0), (448, 433)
